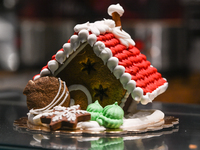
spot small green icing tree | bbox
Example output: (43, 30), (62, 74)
(87, 101), (124, 129)
(86, 100), (103, 121)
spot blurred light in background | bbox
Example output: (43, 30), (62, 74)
(0, 17), (19, 71)
(3, 0), (17, 9)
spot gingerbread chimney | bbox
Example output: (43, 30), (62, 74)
(108, 4), (124, 30)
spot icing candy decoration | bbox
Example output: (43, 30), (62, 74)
(86, 101), (123, 129)
(96, 102), (124, 129)
(86, 100), (103, 121)
(40, 105), (91, 130)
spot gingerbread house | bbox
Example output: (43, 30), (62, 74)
(32, 4), (168, 111)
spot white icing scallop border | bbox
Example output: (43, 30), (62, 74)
(34, 19), (168, 106)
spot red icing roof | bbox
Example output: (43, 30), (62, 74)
(34, 32), (167, 98)
(97, 32), (166, 95)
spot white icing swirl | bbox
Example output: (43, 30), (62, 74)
(108, 4), (124, 17)
(112, 27), (135, 46)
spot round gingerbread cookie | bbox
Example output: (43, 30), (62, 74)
(23, 76), (70, 110)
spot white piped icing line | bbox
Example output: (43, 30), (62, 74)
(68, 84), (92, 106)
(33, 4), (168, 107)
(42, 105), (87, 123)
(28, 105), (88, 125)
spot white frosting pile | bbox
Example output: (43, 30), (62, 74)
(121, 110), (165, 130)
(74, 19), (135, 47)
(108, 3), (124, 17)
(28, 106), (165, 131)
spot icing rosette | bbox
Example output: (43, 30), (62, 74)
(96, 102), (124, 129)
(86, 100), (103, 121)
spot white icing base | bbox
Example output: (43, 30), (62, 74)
(28, 109), (165, 131)
(79, 109), (164, 131)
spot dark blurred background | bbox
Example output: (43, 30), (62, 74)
(0, 0), (200, 104)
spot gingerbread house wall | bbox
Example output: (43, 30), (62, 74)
(55, 43), (127, 109)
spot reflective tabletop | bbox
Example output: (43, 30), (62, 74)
(0, 91), (200, 150)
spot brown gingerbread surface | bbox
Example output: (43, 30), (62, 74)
(23, 76), (70, 110)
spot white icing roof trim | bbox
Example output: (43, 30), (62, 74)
(35, 20), (167, 105)
(74, 19), (135, 47)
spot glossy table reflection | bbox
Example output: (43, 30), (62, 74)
(0, 92), (200, 150)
